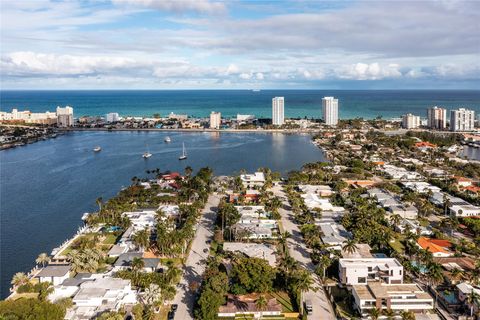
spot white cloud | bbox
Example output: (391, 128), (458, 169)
(1, 52), (143, 75)
(338, 63), (402, 80)
(111, 0), (226, 14)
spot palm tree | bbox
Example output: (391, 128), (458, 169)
(317, 254), (332, 283)
(450, 267), (463, 283)
(400, 310), (415, 320)
(467, 290), (480, 317)
(35, 253), (51, 268)
(255, 295), (268, 319)
(427, 262), (444, 308)
(291, 269), (316, 315)
(278, 231), (291, 256)
(132, 228), (150, 251)
(390, 213), (401, 227)
(367, 307), (380, 320)
(342, 239), (358, 255)
(11, 272), (29, 287)
(131, 257), (145, 273)
(382, 308), (395, 320)
(96, 197), (103, 212)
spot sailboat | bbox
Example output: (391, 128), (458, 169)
(179, 142), (187, 160)
(142, 144), (152, 158)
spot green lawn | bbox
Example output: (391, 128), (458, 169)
(269, 291), (295, 312)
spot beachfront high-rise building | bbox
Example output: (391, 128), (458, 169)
(210, 111), (221, 129)
(56, 106), (74, 127)
(322, 97), (339, 126)
(401, 113), (420, 129)
(450, 108), (475, 132)
(106, 112), (120, 123)
(272, 97), (285, 126)
(427, 106), (447, 130)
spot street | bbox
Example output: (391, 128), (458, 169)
(271, 185), (336, 320)
(172, 194), (220, 320)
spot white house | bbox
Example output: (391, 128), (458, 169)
(66, 278), (137, 320)
(352, 283), (433, 315)
(240, 172), (265, 188)
(339, 258), (404, 285)
(36, 265), (71, 286)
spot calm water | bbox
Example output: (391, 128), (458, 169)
(0, 131), (324, 298)
(1, 90), (479, 119)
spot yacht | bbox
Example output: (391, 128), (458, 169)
(179, 142), (187, 160)
(93, 146), (101, 152)
(164, 136), (171, 143)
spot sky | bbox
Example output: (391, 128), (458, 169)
(1, 0), (479, 90)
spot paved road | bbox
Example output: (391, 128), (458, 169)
(172, 194), (220, 320)
(272, 185), (336, 320)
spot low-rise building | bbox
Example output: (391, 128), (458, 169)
(317, 222), (351, 250)
(339, 258), (404, 285)
(223, 242), (276, 266)
(240, 172), (265, 188)
(352, 283), (434, 314)
(417, 237), (453, 257)
(218, 294), (282, 317)
(66, 278), (137, 320)
(36, 265), (71, 286)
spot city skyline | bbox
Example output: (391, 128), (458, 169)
(1, 0), (479, 90)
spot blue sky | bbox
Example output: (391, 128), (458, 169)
(1, 0), (479, 89)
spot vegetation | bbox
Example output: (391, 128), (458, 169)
(0, 298), (66, 320)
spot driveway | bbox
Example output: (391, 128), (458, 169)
(172, 194), (220, 320)
(271, 185), (336, 320)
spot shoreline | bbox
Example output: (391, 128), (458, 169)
(59, 127), (322, 134)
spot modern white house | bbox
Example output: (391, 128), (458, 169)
(36, 265), (71, 286)
(122, 210), (156, 231)
(352, 283), (434, 314)
(240, 172), (265, 188)
(66, 278), (137, 320)
(339, 258), (404, 285)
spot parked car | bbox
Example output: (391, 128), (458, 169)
(167, 311), (175, 320)
(171, 304), (178, 312)
(305, 300), (313, 315)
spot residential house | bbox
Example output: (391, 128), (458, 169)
(352, 283), (434, 315)
(66, 278), (137, 320)
(240, 172), (265, 188)
(218, 294), (282, 317)
(223, 242), (276, 266)
(417, 237), (453, 257)
(339, 258), (404, 285)
(36, 265), (71, 286)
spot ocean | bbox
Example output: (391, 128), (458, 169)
(1, 90), (480, 119)
(0, 131), (324, 298)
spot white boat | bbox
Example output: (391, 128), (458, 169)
(142, 144), (152, 158)
(179, 142), (187, 160)
(93, 146), (101, 152)
(164, 136), (171, 143)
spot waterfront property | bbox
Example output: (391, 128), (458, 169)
(352, 283), (434, 314)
